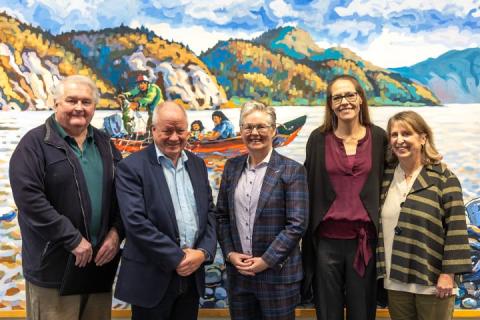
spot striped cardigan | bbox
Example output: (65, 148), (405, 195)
(377, 162), (471, 286)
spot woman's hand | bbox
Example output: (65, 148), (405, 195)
(436, 273), (454, 298)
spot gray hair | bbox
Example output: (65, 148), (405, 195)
(53, 75), (100, 104)
(152, 101), (188, 126)
(239, 100), (276, 127)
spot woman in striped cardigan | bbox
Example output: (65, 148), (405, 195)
(378, 111), (471, 320)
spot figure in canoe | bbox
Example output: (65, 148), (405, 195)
(205, 110), (236, 140)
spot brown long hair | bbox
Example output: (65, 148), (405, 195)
(320, 74), (372, 132)
(386, 111), (442, 165)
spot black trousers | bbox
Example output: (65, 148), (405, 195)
(131, 274), (199, 320)
(313, 238), (377, 320)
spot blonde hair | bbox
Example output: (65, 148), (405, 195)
(387, 110), (442, 165)
(239, 100), (276, 127)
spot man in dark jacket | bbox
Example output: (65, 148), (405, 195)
(9, 75), (124, 320)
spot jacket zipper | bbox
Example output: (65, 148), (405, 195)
(47, 143), (90, 242)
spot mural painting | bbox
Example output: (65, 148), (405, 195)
(0, 0), (480, 313)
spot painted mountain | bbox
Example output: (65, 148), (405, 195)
(0, 12), (116, 110)
(201, 40), (327, 106)
(57, 27), (227, 110)
(201, 26), (439, 106)
(391, 48), (480, 103)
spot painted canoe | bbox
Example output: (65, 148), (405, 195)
(112, 115), (307, 155)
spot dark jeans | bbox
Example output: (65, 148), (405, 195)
(313, 238), (377, 320)
(131, 274), (199, 320)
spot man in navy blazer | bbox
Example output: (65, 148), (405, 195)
(114, 101), (216, 320)
(216, 101), (309, 320)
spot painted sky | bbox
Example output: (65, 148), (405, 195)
(1, 0), (479, 68)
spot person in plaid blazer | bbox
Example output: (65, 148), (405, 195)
(216, 101), (309, 320)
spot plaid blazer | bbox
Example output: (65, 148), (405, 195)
(216, 150), (309, 284)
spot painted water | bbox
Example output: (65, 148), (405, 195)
(0, 105), (480, 310)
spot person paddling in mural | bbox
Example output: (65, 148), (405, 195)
(118, 74), (164, 134)
(206, 110), (236, 140)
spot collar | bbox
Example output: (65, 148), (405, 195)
(154, 144), (189, 166)
(246, 148), (273, 170)
(50, 114), (94, 142)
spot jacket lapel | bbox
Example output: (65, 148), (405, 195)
(184, 153), (205, 231)
(409, 165), (434, 195)
(227, 155), (248, 218)
(147, 145), (179, 236)
(254, 150), (282, 224)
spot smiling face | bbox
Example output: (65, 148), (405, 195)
(152, 103), (189, 164)
(54, 81), (95, 136)
(240, 110), (276, 155)
(330, 79), (362, 125)
(389, 120), (426, 165)
(192, 123), (201, 132)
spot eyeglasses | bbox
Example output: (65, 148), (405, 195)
(63, 97), (94, 107)
(241, 123), (274, 134)
(331, 92), (358, 106)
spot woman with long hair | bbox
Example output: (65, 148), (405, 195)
(302, 75), (387, 320)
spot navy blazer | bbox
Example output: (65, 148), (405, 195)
(216, 150), (309, 284)
(114, 144), (216, 308)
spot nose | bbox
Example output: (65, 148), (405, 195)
(397, 135), (404, 143)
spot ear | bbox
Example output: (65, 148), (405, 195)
(421, 133), (427, 144)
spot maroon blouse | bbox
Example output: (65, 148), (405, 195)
(317, 127), (374, 276)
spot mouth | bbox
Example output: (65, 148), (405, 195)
(248, 138), (264, 144)
(337, 106), (355, 112)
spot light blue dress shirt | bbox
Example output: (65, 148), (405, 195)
(155, 146), (199, 248)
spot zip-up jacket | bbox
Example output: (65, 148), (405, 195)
(9, 116), (124, 288)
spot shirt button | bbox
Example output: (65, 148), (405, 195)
(246, 236), (249, 240)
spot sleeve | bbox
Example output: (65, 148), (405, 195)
(194, 160), (217, 263)
(115, 159), (185, 271)
(215, 160), (236, 259)
(123, 87), (139, 98)
(441, 170), (472, 274)
(261, 164), (309, 269)
(138, 86), (161, 108)
(9, 134), (82, 251)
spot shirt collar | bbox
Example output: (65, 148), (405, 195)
(155, 144), (189, 166)
(246, 148), (272, 170)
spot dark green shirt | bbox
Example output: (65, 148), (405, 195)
(52, 115), (104, 245)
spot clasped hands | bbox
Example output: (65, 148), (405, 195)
(228, 252), (269, 276)
(71, 228), (120, 267)
(176, 248), (206, 277)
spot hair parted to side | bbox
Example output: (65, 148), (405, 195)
(152, 101), (188, 127)
(387, 110), (443, 165)
(321, 74), (372, 132)
(239, 100), (276, 127)
(53, 75), (100, 105)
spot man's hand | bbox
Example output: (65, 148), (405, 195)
(176, 248), (205, 277)
(240, 257), (269, 275)
(228, 252), (255, 276)
(71, 237), (93, 267)
(117, 94), (126, 100)
(95, 228), (120, 266)
(436, 273), (454, 298)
